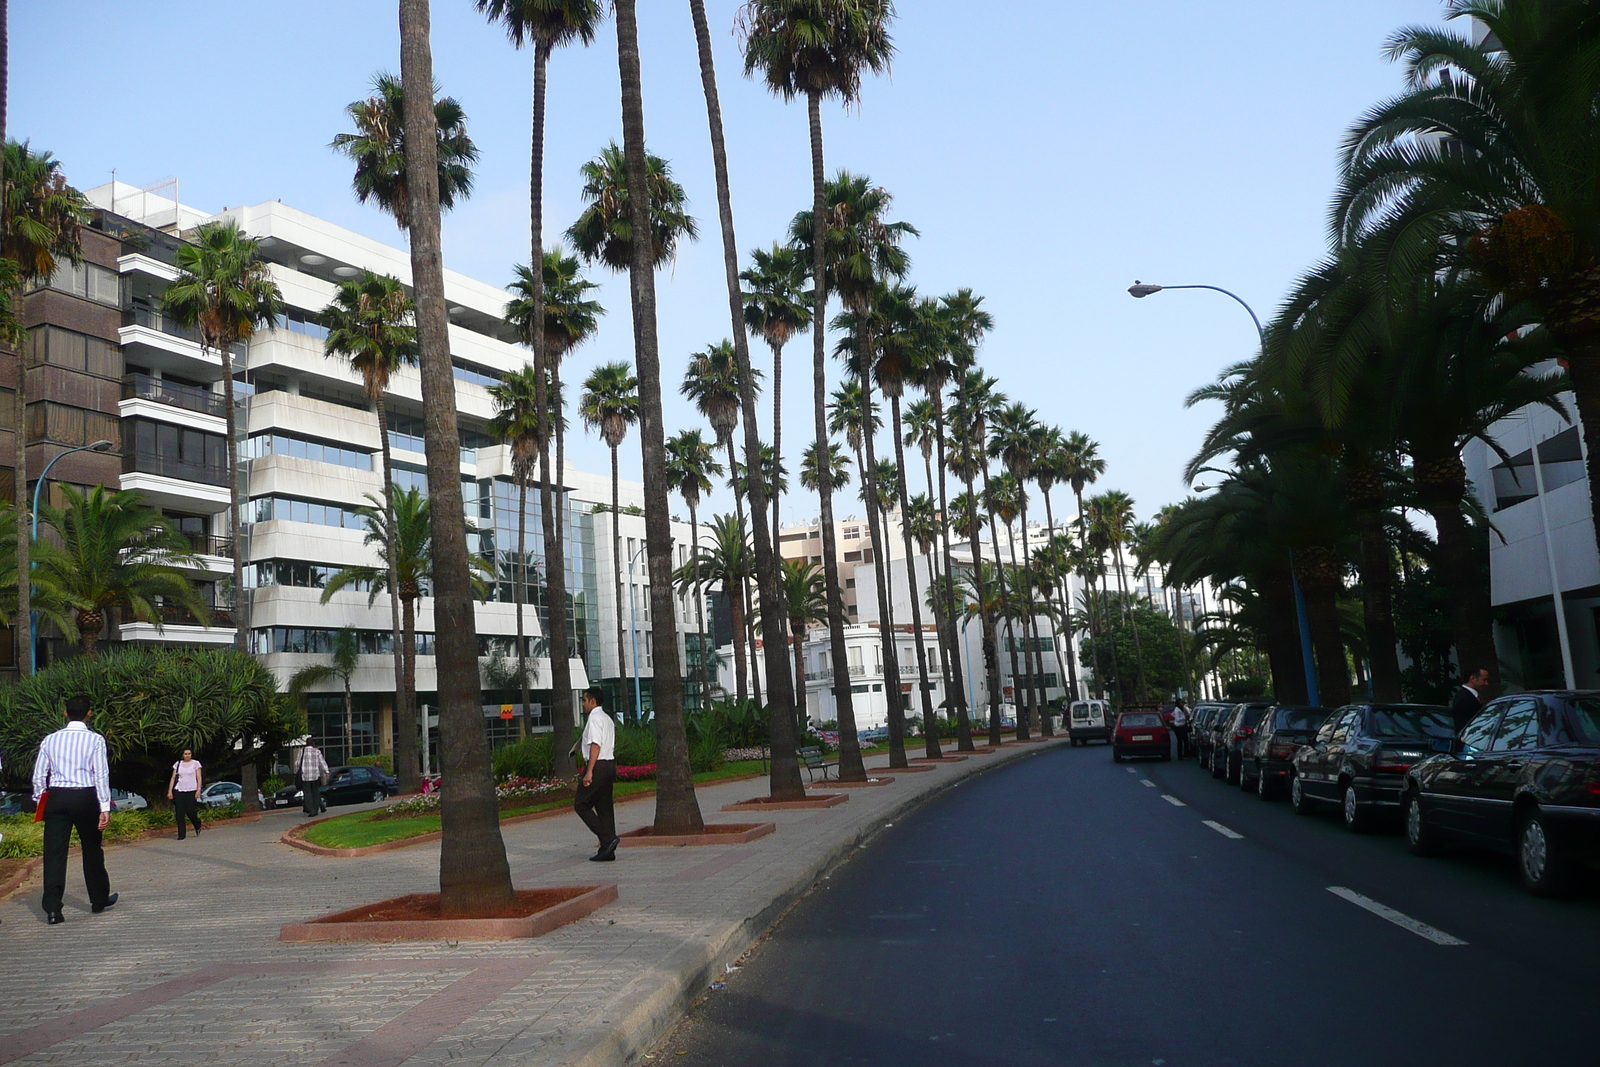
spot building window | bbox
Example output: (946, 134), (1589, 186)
(27, 325), (120, 377)
(850, 684), (869, 694)
(274, 309), (331, 341)
(453, 359), (504, 389)
(243, 431), (373, 471)
(251, 626), (433, 656)
(126, 418), (226, 479)
(248, 559), (375, 593)
(34, 260), (120, 307)
(27, 403), (121, 449)
(252, 495), (369, 531)
(1491, 427), (1585, 511)
(844, 550), (862, 562)
(845, 577), (856, 589)
(304, 694), (378, 766)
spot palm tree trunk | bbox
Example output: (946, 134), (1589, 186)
(1112, 541), (1145, 702)
(616, 0), (701, 835)
(970, 470), (1003, 744)
(1346, 454), (1401, 701)
(343, 675), (353, 763)
(1015, 499), (1040, 734)
(890, 396), (941, 758)
(689, 0), (800, 796)
(689, 499), (708, 706)
(771, 340), (783, 559)
(610, 444), (627, 719)
(981, 466), (1025, 739)
(14, 313), (27, 675)
(859, 380), (906, 768)
(403, 591), (421, 767)
(792, 619), (808, 720)
(1257, 568), (1308, 704)
(748, 605), (764, 706)
(377, 398), (417, 791)
(1414, 451), (1496, 692)
(1073, 488), (1105, 699)
(399, 0), (513, 915)
(730, 579), (748, 703)
(802, 93), (864, 783)
(1294, 544), (1352, 706)
(514, 468), (530, 740)
(1043, 491), (1081, 704)
(1018, 507), (1053, 736)
(929, 403), (972, 751)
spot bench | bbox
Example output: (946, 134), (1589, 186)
(799, 746), (837, 782)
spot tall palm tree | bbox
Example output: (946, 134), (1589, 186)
(330, 72), (478, 232)
(948, 369), (1005, 743)
(160, 221), (284, 654)
(986, 471), (1031, 736)
(397, 0), (512, 915)
(503, 248), (604, 764)
(1060, 431), (1107, 695)
(665, 429), (723, 708)
(320, 269), (419, 789)
(991, 402), (1053, 734)
(800, 440), (852, 499)
(742, 1), (895, 782)
(688, 0), (802, 798)
(288, 628), (362, 763)
(1, 140), (90, 675)
(579, 360), (640, 715)
(1089, 489), (1148, 703)
(782, 557), (829, 726)
(1033, 429), (1083, 705)
(742, 241), (812, 553)
(567, 143), (697, 271)
(488, 366), (544, 743)
(33, 485), (204, 656)
(675, 513), (751, 704)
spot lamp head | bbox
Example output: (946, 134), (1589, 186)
(1128, 281), (1163, 299)
(89, 439), (114, 452)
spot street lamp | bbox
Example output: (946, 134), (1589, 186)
(30, 439), (115, 671)
(1126, 280), (1320, 706)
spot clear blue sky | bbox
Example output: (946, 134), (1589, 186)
(16, 0), (1450, 525)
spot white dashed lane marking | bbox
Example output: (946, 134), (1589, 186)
(1140, 779), (1156, 788)
(1202, 820), (1244, 839)
(1326, 887), (1468, 946)
(1162, 795), (1186, 807)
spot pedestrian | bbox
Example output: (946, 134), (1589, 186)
(573, 686), (619, 862)
(1451, 667), (1490, 732)
(33, 695), (117, 925)
(167, 748), (204, 839)
(1171, 699), (1192, 759)
(296, 741), (330, 816)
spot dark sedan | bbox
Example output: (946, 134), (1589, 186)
(1210, 702), (1274, 784)
(1188, 702), (1230, 764)
(1292, 703), (1453, 832)
(1241, 706), (1330, 798)
(1111, 712), (1171, 762)
(1404, 691), (1600, 895)
(321, 765), (399, 807)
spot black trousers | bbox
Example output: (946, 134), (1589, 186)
(173, 790), (202, 837)
(1174, 725), (1191, 759)
(41, 787), (111, 913)
(573, 760), (617, 845)
(301, 780), (324, 815)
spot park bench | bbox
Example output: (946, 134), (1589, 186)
(799, 746), (837, 782)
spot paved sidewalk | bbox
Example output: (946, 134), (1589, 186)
(0, 739), (1064, 1067)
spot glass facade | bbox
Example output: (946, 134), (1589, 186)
(304, 694), (380, 767)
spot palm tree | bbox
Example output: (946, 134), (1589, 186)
(948, 369), (1005, 743)
(567, 143), (697, 271)
(329, 73), (478, 232)
(676, 513), (752, 703)
(1060, 430), (1107, 695)
(397, 0), (513, 915)
(1033, 428), (1083, 705)
(488, 366), (543, 743)
(2, 141), (90, 675)
(320, 269), (419, 789)
(800, 440), (852, 498)
(579, 360), (640, 716)
(986, 472), (1031, 736)
(1088, 489), (1150, 704)
(32, 485), (204, 656)
(990, 402), (1054, 734)
(504, 248), (604, 770)
(288, 628), (361, 764)
(160, 221), (284, 653)
(665, 429), (724, 708)
(742, 241), (811, 554)
(742, 2), (895, 782)
(782, 557), (829, 725)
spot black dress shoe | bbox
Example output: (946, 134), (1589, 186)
(598, 836), (621, 860)
(91, 893), (118, 914)
(588, 851), (615, 862)
(47, 911), (64, 925)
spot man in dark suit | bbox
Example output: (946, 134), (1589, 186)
(1451, 667), (1490, 732)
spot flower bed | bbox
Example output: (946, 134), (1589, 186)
(723, 747), (767, 762)
(617, 763), (657, 781)
(381, 776), (570, 818)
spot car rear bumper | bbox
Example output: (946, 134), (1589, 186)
(1114, 741), (1169, 758)
(1350, 776), (1407, 807)
(1071, 726), (1110, 742)
(1259, 758), (1295, 779)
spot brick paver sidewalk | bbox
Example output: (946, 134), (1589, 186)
(0, 739), (1064, 1067)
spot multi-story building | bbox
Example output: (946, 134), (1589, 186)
(778, 512), (896, 625)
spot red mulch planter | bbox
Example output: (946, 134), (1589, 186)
(809, 776), (893, 788)
(721, 793), (847, 812)
(279, 884), (616, 942)
(909, 755), (968, 763)
(617, 822), (775, 847)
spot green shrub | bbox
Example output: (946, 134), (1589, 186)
(261, 775), (287, 795)
(688, 699), (766, 749)
(0, 801), (247, 859)
(690, 731), (726, 774)
(492, 734), (553, 781)
(351, 754), (393, 774)
(614, 723), (656, 766)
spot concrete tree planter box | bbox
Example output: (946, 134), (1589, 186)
(279, 884), (617, 942)
(618, 822), (775, 847)
(721, 793), (847, 812)
(809, 776), (893, 788)
(909, 755), (968, 763)
(872, 763), (934, 772)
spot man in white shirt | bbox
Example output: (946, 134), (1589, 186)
(32, 696), (116, 924)
(1171, 700), (1192, 759)
(573, 686), (619, 861)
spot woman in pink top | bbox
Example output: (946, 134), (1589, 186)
(167, 749), (204, 839)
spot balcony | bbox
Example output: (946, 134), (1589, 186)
(124, 304), (204, 345)
(124, 451), (230, 488)
(176, 531), (234, 557)
(123, 374), (228, 419)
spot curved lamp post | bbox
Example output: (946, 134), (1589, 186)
(1126, 281), (1320, 706)
(30, 439), (115, 671)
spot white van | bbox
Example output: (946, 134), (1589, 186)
(1068, 700), (1111, 746)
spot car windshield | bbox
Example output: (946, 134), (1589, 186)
(1275, 708), (1326, 732)
(1562, 697), (1600, 742)
(1368, 707), (1454, 741)
(1121, 714), (1162, 728)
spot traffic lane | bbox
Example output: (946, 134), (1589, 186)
(664, 744), (1594, 1066)
(1139, 753), (1600, 984)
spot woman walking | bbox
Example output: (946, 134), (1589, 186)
(167, 749), (204, 839)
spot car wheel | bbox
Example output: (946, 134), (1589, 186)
(371, 790), (385, 804)
(1517, 808), (1571, 897)
(1257, 764), (1274, 801)
(1226, 754), (1241, 786)
(1239, 762), (1255, 793)
(1404, 791), (1439, 857)
(1210, 748), (1226, 780)
(1291, 774), (1317, 815)
(1342, 784), (1372, 833)
(1112, 750), (1122, 763)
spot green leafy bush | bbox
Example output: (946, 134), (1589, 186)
(492, 734), (553, 781)
(688, 699), (767, 748)
(261, 775), (288, 795)
(614, 723), (656, 766)
(0, 801), (247, 859)
(350, 754), (393, 774)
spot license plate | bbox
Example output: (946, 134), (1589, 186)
(1133, 734), (1153, 741)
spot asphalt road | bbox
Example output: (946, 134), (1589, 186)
(657, 741), (1600, 1067)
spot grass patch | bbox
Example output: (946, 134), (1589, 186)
(298, 762), (769, 851)
(0, 803), (247, 859)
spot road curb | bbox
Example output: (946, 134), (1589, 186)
(571, 737), (1067, 1067)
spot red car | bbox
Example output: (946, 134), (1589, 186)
(1112, 712), (1171, 763)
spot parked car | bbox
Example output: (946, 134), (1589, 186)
(197, 781), (266, 808)
(266, 782), (318, 811)
(1068, 699), (1111, 745)
(1291, 703), (1453, 831)
(1211, 702), (1275, 783)
(1240, 706), (1330, 798)
(1189, 703), (1230, 764)
(0, 790), (28, 815)
(1112, 711), (1170, 762)
(320, 765), (399, 807)
(1404, 691), (1600, 895)
(110, 789), (148, 812)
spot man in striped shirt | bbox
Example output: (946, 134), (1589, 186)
(32, 695), (117, 924)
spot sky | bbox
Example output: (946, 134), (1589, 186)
(15, 0), (1453, 527)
